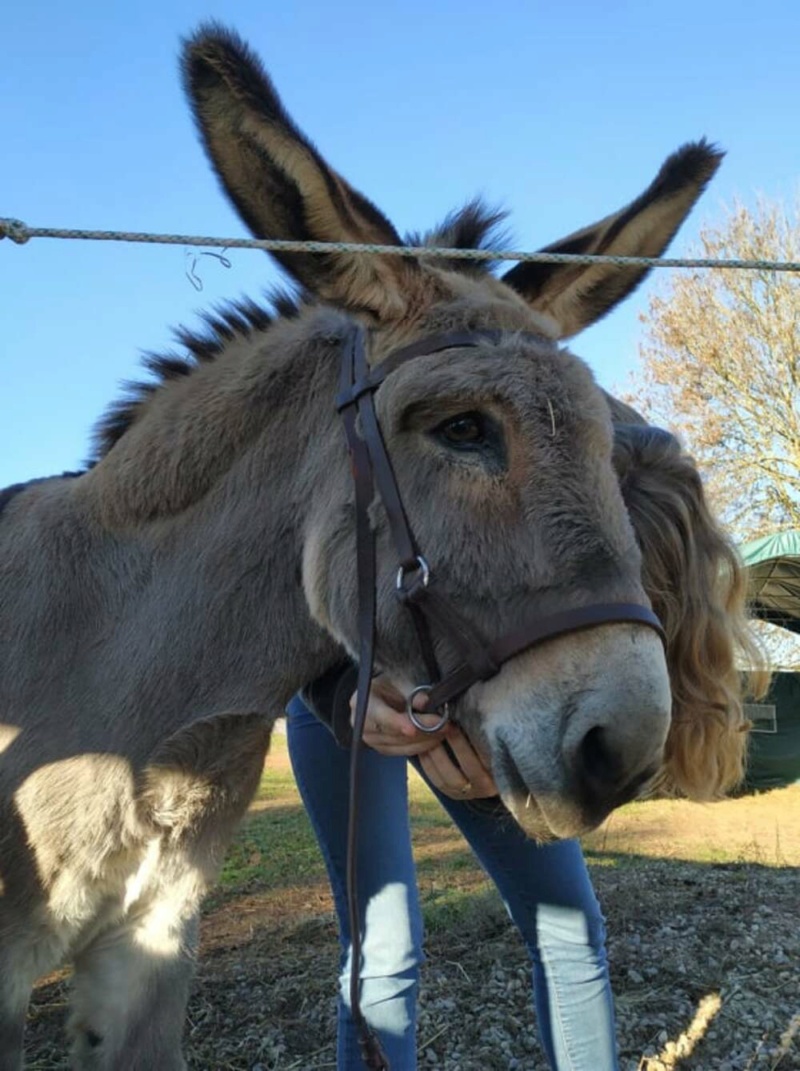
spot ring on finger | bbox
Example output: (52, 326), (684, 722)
(459, 781), (472, 795)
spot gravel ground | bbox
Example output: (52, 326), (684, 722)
(24, 857), (799, 1069)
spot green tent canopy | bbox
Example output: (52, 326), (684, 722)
(741, 529), (800, 634)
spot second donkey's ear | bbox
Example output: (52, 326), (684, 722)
(502, 141), (723, 338)
(182, 25), (416, 320)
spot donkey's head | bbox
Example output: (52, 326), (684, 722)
(182, 26), (722, 838)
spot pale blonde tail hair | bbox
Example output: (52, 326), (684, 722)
(614, 424), (770, 799)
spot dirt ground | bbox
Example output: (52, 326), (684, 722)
(21, 774), (800, 1070)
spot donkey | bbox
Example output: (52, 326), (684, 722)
(0, 24), (759, 1070)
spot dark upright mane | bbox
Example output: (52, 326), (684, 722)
(405, 199), (510, 275)
(90, 289), (303, 461)
(90, 202), (508, 462)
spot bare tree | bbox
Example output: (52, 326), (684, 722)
(627, 197), (800, 540)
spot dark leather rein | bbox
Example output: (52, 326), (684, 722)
(336, 323), (664, 1069)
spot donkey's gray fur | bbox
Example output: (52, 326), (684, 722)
(0, 24), (724, 1069)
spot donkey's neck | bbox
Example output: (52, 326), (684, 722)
(76, 310), (354, 723)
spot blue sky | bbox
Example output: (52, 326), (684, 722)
(2, 0), (798, 487)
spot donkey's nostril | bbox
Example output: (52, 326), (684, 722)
(574, 725), (661, 813)
(576, 725), (624, 794)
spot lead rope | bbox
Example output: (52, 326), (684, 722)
(340, 327), (391, 1071)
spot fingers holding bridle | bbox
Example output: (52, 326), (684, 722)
(445, 729), (497, 794)
(419, 745), (473, 798)
(419, 729), (498, 799)
(350, 686), (410, 733)
(351, 677), (449, 756)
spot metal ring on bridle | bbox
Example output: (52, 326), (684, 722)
(406, 684), (450, 733)
(396, 555), (430, 593)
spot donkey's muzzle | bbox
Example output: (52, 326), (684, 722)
(484, 623), (671, 839)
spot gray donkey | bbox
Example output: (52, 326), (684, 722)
(0, 24), (756, 1071)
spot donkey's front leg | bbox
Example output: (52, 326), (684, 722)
(68, 903), (199, 1071)
(0, 971), (28, 1071)
(0, 909), (67, 1071)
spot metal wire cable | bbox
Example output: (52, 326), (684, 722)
(3, 217), (800, 272)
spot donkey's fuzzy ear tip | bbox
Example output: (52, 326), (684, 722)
(180, 21), (283, 111)
(667, 138), (726, 190)
(179, 22), (256, 83)
(694, 136), (726, 171)
(181, 20), (242, 54)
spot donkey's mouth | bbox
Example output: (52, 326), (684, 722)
(493, 738), (609, 841)
(494, 738), (530, 798)
(491, 740), (560, 841)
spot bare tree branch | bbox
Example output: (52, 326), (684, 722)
(626, 196), (800, 540)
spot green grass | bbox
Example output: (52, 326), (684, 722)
(209, 731), (798, 919)
(215, 813), (325, 892)
(211, 731), (495, 920)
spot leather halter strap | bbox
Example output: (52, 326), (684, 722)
(335, 327), (519, 410)
(335, 322), (664, 1069)
(422, 599), (664, 711)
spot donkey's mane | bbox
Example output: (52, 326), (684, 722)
(406, 198), (510, 274)
(90, 288), (303, 460)
(90, 201), (509, 462)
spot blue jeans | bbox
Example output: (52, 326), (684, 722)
(286, 699), (619, 1071)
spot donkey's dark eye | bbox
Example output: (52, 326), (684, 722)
(435, 412), (487, 447)
(429, 411), (507, 472)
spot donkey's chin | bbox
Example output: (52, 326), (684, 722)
(496, 751), (659, 840)
(499, 790), (558, 842)
(503, 788), (605, 841)
(494, 752), (609, 841)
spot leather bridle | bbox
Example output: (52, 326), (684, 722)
(335, 322), (664, 1069)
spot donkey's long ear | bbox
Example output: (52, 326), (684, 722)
(182, 25), (413, 319)
(502, 141), (723, 338)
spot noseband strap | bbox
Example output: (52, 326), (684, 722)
(336, 322), (664, 1070)
(422, 600), (664, 711)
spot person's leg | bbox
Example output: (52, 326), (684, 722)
(287, 701), (423, 1071)
(415, 763), (618, 1071)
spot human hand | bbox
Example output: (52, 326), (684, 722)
(353, 676), (449, 756)
(352, 678), (498, 799)
(417, 725), (498, 800)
